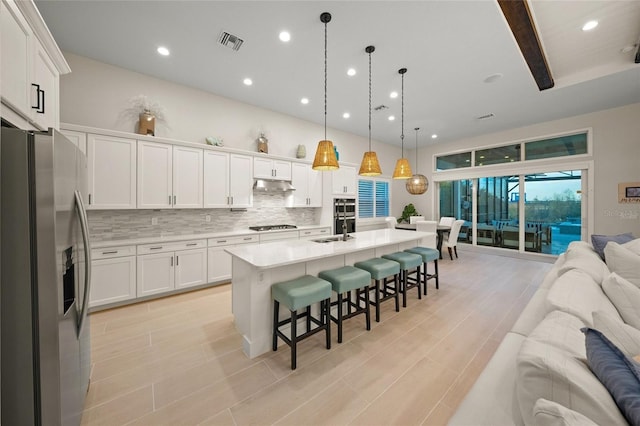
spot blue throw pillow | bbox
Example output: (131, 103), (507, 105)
(582, 327), (640, 426)
(591, 233), (635, 260)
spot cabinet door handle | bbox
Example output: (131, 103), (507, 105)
(88, 194), (92, 205)
(186, 243), (198, 246)
(170, 256), (173, 266)
(31, 83), (45, 113)
(243, 237), (252, 241)
(176, 255), (179, 266)
(217, 240), (227, 243)
(173, 195), (176, 205)
(231, 196), (234, 205)
(102, 250), (118, 254)
(169, 195), (172, 204)
(150, 246), (163, 250)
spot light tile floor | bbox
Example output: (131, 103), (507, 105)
(82, 251), (551, 425)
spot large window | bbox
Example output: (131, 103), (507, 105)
(358, 179), (390, 219)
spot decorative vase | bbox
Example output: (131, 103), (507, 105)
(138, 110), (155, 136)
(296, 144), (306, 158)
(257, 133), (268, 153)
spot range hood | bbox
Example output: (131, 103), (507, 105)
(253, 179), (296, 192)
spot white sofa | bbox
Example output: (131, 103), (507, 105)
(449, 238), (640, 426)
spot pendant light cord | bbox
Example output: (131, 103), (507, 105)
(415, 128), (420, 171)
(368, 49), (372, 151)
(401, 71), (405, 157)
(324, 19), (327, 141)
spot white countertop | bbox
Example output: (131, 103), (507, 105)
(90, 225), (330, 249)
(225, 229), (430, 269)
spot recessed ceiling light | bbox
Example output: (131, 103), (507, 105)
(582, 20), (598, 31)
(431, 134), (438, 139)
(388, 115), (395, 121)
(483, 73), (503, 83)
(243, 78), (253, 86)
(343, 112), (350, 119)
(300, 97), (309, 105)
(390, 91), (398, 99)
(347, 68), (356, 77)
(279, 31), (291, 42)
(157, 46), (170, 56)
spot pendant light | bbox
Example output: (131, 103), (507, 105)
(392, 68), (412, 179)
(406, 127), (429, 194)
(312, 12), (339, 171)
(359, 45), (382, 176)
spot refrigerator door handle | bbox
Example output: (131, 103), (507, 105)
(75, 190), (92, 335)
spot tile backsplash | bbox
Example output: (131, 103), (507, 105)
(88, 192), (319, 241)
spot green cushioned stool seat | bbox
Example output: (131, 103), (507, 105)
(272, 275), (332, 370)
(404, 247), (440, 294)
(354, 258), (401, 322)
(382, 252), (423, 307)
(272, 275), (332, 311)
(319, 266), (372, 343)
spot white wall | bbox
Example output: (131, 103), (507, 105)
(398, 103), (640, 236)
(59, 52), (401, 178)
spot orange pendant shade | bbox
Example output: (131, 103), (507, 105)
(392, 158), (412, 179)
(358, 151), (382, 176)
(312, 140), (339, 170)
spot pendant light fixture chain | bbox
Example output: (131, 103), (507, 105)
(323, 14), (329, 141)
(399, 68), (407, 157)
(368, 46), (372, 149)
(415, 127), (420, 170)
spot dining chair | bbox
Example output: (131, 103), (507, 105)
(442, 220), (465, 260)
(409, 215), (425, 224)
(438, 216), (455, 227)
(385, 216), (397, 229)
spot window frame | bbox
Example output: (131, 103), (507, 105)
(357, 177), (391, 222)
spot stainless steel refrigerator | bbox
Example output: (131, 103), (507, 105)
(1, 127), (92, 425)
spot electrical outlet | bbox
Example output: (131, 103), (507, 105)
(205, 215), (211, 222)
(151, 217), (158, 225)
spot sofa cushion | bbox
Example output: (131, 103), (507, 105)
(512, 288), (550, 337)
(533, 399), (598, 426)
(602, 272), (640, 330)
(539, 253), (566, 291)
(591, 233), (635, 260)
(516, 338), (626, 426)
(593, 310), (640, 357)
(582, 327), (640, 426)
(528, 311), (586, 358)
(558, 248), (609, 284)
(546, 269), (621, 326)
(623, 238), (640, 256)
(605, 242), (640, 288)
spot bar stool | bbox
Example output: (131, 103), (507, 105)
(354, 258), (401, 322)
(272, 275), (332, 370)
(404, 247), (439, 295)
(318, 266), (372, 343)
(381, 252), (423, 307)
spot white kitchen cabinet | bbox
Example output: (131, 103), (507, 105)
(207, 234), (259, 282)
(137, 240), (207, 296)
(253, 157), (291, 180)
(60, 129), (87, 156)
(137, 142), (203, 209)
(87, 134), (137, 209)
(259, 230), (299, 243)
(204, 151), (253, 208)
(288, 162), (322, 207)
(298, 227), (331, 240)
(332, 165), (357, 196)
(0, 0), (67, 130)
(90, 246), (136, 308)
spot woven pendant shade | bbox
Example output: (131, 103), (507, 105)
(313, 140), (339, 170)
(359, 151), (382, 176)
(393, 158), (412, 179)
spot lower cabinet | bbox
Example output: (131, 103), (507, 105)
(137, 240), (207, 297)
(90, 246), (136, 308)
(208, 234), (259, 283)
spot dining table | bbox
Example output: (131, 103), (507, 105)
(395, 223), (451, 259)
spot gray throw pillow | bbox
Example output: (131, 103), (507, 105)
(591, 233), (635, 260)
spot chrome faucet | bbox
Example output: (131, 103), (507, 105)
(342, 198), (348, 241)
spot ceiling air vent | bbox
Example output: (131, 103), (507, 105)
(476, 113), (495, 120)
(373, 105), (388, 111)
(218, 31), (244, 51)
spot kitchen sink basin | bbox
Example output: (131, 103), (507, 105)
(311, 235), (354, 243)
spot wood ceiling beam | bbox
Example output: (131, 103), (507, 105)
(498, 0), (554, 91)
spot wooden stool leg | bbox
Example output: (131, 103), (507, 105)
(364, 285), (371, 330)
(375, 279), (381, 322)
(394, 274), (400, 312)
(306, 305), (311, 332)
(337, 293), (343, 343)
(324, 299), (331, 349)
(435, 260), (439, 289)
(273, 300), (279, 351)
(402, 270), (407, 308)
(423, 262), (428, 295)
(417, 266), (422, 300)
(290, 309), (297, 370)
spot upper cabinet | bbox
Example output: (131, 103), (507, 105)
(137, 141), (203, 209)
(288, 162), (322, 207)
(332, 165), (357, 196)
(0, 0), (69, 130)
(203, 151), (253, 208)
(87, 134), (137, 209)
(253, 157), (291, 181)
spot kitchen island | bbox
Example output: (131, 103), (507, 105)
(226, 228), (432, 358)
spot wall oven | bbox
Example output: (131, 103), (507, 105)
(334, 198), (356, 235)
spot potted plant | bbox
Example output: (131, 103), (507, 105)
(398, 203), (420, 223)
